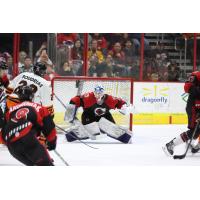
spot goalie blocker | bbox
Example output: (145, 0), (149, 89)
(65, 117), (132, 144)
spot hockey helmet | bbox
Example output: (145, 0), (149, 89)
(18, 85), (34, 102)
(33, 62), (47, 77)
(192, 71), (200, 81)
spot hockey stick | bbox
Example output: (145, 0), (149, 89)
(54, 93), (68, 110)
(55, 125), (98, 149)
(173, 120), (200, 159)
(71, 80), (84, 122)
(53, 149), (70, 166)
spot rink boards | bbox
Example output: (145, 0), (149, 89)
(132, 82), (187, 124)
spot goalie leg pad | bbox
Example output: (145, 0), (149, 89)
(84, 122), (101, 140)
(65, 130), (89, 142)
(117, 131), (132, 143)
(65, 120), (90, 142)
(98, 117), (132, 143)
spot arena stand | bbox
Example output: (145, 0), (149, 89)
(0, 33), (199, 125)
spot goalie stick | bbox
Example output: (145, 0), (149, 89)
(71, 80), (84, 122)
(173, 120), (200, 159)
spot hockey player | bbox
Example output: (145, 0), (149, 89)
(1, 85), (57, 166)
(64, 85), (135, 143)
(163, 71), (200, 156)
(6, 62), (54, 116)
(0, 59), (10, 144)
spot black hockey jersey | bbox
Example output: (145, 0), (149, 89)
(2, 101), (56, 143)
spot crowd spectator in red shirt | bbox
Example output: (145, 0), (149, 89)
(57, 33), (78, 45)
(91, 33), (107, 55)
(108, 42), (127, 77)
(109, 42), (125, 60)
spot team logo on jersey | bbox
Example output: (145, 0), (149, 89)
(15, 108), (29, 120)
(94, 107), (106, 116)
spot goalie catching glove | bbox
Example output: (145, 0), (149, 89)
(119, 104), (137, 115)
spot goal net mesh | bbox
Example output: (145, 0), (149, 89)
(52, 77), (132, 129)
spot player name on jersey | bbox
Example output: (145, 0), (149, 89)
(22, 75), (43, 88)
(9, 102), (42, 113)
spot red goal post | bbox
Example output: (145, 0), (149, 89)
(51, 76), (134, 130)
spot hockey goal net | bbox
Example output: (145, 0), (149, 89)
(51, 76), (133, 130)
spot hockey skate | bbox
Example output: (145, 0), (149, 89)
(191, 143), (200, 154)
(162, 139), (175, 156)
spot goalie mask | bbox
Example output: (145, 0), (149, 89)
(33, 62), (47, 77)
(94, 85), (105, 102)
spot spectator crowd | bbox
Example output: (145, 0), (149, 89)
(0, 33), (184, 82)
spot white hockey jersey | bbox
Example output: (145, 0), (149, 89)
(6, 72), (54, 115)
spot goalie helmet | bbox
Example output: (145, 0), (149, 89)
(94, 85), (105, 102)
(33, 62), (47, 77)
(94, 85), (104, 94)
(18, 85), (34, 102)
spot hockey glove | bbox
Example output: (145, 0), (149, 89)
(37, 135), (47, 146)
(46, 136), (57, 151)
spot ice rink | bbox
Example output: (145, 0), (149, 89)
(1, 124), (200, 166)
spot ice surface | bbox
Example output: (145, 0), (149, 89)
(1, 125), (200, 166)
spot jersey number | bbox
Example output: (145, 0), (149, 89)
(14, 80), (38, 94)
